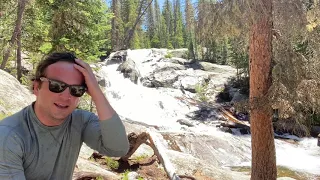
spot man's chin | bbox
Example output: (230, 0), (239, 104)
(51, 113), (70, 122)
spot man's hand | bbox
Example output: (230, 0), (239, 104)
(74, 59), (101, 98)
(74, 59), (115, 120)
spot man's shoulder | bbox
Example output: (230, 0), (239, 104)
(0, 106), (29, 138)
(72, 109), (98, 123)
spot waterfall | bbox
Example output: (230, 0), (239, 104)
(99, 49), (320, 177)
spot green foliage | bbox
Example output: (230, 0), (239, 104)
(164, 53), (172, 58)
(228, 37), (249, 80)
(172, 0), (184, 48)
(121, 170), (144, 180)
(195, 82), (209, 102)
(105, 157), (119, 170)
(122, 170), (130, 180)
(151, 36), (161, 48)
(77, 93), (94, 112)
(135, 154), (148, 161)
(294, 40), (312, 57)
(35, 0), (112, 62)
(39, 43), (52, 54)
(199, 39), (229, 65)
(20, 74), (31, 87)
(308, 112), (320, 126)
(96, 176), (104, 180)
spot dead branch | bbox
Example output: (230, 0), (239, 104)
(120, 131), (183, 180)
(218, 105), (251, 127)
(120, 132), (149, 161)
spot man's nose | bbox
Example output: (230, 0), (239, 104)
(59, 87), (72, 99)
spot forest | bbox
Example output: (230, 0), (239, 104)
(1, 0), (319, 135)
(0, 0), (320, 179)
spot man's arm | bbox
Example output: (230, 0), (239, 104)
(74, 59), (116, 120)
(82, 113), (129, 157)
(74, 59), (129, 156)
(0, 128), (26, 180)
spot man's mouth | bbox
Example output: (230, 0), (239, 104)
(54, 103), (69, 109)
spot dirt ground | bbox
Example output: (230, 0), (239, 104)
(92, 153), (168, 180)
(86, 152), (214, 180)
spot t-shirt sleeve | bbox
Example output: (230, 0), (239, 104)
(82, 112), (129, 157)
(0, 128), (26, 180)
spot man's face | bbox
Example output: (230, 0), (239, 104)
(34, 61), (85, 125)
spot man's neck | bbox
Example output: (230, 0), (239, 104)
(33, 102), (65, 126)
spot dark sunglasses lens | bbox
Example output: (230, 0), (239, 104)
(49, 80), (66, 93)
(70, 86), (86, 97)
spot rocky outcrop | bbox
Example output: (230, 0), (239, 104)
(0, 69), (35, 115)
(107, 50), (127, 65)
(105, 49), (236, 96)
(167, 49), (188, 58)
(117, 58), (140, 84)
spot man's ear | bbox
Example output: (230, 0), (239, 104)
(33, 81), (40, 96)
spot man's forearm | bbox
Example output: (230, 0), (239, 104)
(91, 89), (115, 121)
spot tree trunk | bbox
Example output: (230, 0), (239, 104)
(111, 0), (121, 51)
(122, 0), (153, 50)
(17, 31), (22, 83)
(249, 0), (277, 179)
(1, 0), (26, 69)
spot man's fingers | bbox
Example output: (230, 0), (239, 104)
(74, 64), (87, 75)
(75, 59), (89, 69)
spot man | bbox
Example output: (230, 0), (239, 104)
(0, 52), (129, 179)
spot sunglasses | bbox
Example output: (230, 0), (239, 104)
(39, 77), (87, 97)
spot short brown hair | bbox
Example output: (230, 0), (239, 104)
(31, 52), (79, 91)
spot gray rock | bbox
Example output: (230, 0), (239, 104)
(128, 172), (139, 180)
(107, 50), (127, 65)
(153, 61), (186, 72)
(176, 119), (194, 127)
(231, 91), (248, 103)
(74, 158), (119, 180)
(169, 57), (193, 65)
(168, 49), (188, 58)
(79, 143), (94, 159)
(117, 58), (140, 84)
(0, 69), (35, 114)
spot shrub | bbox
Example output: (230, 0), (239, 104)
(105, 157), (119, 170)
(195, 82), (209, 102)
(135, 154), (148, 161)
(164, 53), (173, 59)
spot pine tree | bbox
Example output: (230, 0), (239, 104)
(172, 0), (184, 48)
(145, 0), (156, 46)
(35, 0), (112, 61)
(112, 0), (123, 51)
(0, 0), (27, 70)
(162, 0), (173, 48)
(249, 0), (277, 179)
(153, 0), (161, 47)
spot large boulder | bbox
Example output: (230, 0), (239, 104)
(0, 69), (35, 115)
(107, 50), (127, 65)
(117, 58), (140, 84)
(167, 49), (188, 58)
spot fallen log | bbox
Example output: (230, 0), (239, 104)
(147, 130), (181, 180)
(119, 131), (199, 180)
(73, 158), (120, 180)
(120, 132), (149, 161)
(218, 106), (250, 128)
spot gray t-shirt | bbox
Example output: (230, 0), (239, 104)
(0, 103), (129, 180)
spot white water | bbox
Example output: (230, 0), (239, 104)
(100, 49), (320, 176)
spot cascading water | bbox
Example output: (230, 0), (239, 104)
(99, 49), (320, 178)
